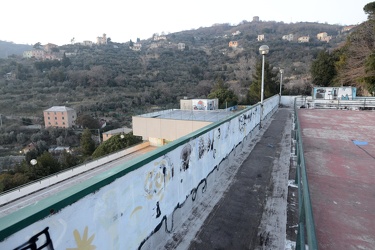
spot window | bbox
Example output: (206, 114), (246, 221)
(55, 122), (58, 125)
(55, 117), (57, 120)
(63, 122), (65, 125)
(62, 117), (64, 120)
(48, 117), (50, 120)
(48, 122), (51, 125)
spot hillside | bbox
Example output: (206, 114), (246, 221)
(0, 21), (353, 126)
(0, 41), (32, 58)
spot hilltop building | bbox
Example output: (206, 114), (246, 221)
(153, 33), (167, 41)
(81, 41), (93, 47)
(23, 43), (62, 60)
(43, 106), (77, 128)
(97, 33), (107, 45)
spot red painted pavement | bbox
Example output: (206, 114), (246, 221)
(298, 109), (375, 249)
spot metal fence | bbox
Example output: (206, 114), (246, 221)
(293, 99), (318, 250)
(295, 96), (375, 110)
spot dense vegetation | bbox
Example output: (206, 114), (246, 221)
(310, 2), (375, 95)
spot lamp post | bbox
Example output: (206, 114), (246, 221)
(279, 68), (284, 106)
(259, 45), (269, 128)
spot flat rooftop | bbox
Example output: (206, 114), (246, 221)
(298, 109), (375, 249)
(137, 109), (237, 122)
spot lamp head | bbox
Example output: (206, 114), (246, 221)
(259, 45), (269, 55)
(279, 68), (284, 74)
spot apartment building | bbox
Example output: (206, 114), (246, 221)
(43, 106), (77, 128)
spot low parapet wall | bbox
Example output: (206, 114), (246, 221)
(0, 96), (278, 249)
(0, 142), (151, 205)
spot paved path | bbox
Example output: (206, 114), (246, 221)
(187, 108), (292, 250)
(299, 109), (375, 249)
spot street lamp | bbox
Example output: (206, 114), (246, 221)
(259, 45), (269, 128)
(259, 45), (269, 105)
(279, 68), (284, 106)
(30, 159), (37, 166)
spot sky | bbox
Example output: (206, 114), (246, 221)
(0, 0), (371, 46)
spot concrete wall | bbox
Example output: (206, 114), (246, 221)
(0, 96), (279, 250)
(133, 116), (211, 141)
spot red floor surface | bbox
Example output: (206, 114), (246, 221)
(298, 109), (375, 250)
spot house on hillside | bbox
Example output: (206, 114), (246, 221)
(23, 43), (62, 60)
(257, 34), (265, 41)
(178, 43), (185, 51)
(131, 43), (142, 51)
(43, 43), (58, 52)
(298, 36), (310, 43)
(81, 41), (93, 47)
(282, 34), (294, 42)
(232, 31), (241, 36)
(228, 41), (238, 48)
(317, 32), (332, 43)
(153, 33), (167, 41)
(21, 142), (37, 154)
(342, 25), (356, 33)
(43, 106), (77, 128)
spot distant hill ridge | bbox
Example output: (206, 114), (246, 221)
(0, 41), (32, 58)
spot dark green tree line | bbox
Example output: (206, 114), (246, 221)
(248, 59), (278, 104)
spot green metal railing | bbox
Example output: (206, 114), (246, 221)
(294, 100), (318, 250)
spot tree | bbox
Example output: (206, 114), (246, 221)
(208, 78), (238, 108)
(62, 53), (71, 67)
(28, 152), (60, 180)
(92, 133), (142, 158)
(33, 42), (42, 49)
(59, 150), (78, 170)
(311, 50), (337, 87)
(248, 59), (278, 104)
(364, 1), (375, 19)
(80, 129), (96, 156)
(76, 114), (100, 129)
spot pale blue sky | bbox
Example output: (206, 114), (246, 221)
(1, 0), (371, 45)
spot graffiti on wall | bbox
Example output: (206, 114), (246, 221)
(14, 227), (54, 250)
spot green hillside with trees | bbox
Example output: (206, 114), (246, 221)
(0, 1), (373, 191)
